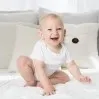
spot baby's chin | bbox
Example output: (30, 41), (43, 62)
(50, 40), (61, 46)
(44, 38), (62, 45)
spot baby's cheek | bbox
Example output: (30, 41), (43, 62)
(61, 35), (65, 40)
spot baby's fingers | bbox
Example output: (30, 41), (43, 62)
(79, 77), (85, 82)
(85, 76), (91, 83)
(43, 90), (56, 96)
(80, 76), (91, 83)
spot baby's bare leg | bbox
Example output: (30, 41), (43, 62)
(37, 71), (70, 88)
(49, 71), (70, 85)
(17, 56), (36, 86)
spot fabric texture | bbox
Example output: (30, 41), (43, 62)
(0, 22), (38, 69)
(0, 23), (16, 69)
(8, 25), (39, 72)
(64, 23), (99, 69)
(0, 10), (38, 24)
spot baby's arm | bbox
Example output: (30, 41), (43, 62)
(66, 60), (91, 83)
(66, 60), (81, 79)
(33, 59), (55, 95)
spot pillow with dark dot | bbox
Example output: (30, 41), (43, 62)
(72, 38), (79, 44)
(63, 23), (98, 69)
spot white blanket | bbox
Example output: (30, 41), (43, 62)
(0, 71), (99, 99)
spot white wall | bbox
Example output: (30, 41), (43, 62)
(0, 0), (99, 12)
(25, 0), (38, 11)
(77, 0), (99, 12)
(37, 0), (99, 12)
(0, 0), (38, 11)
(0, 0), (26, 10)
(37, 0), (78, 13)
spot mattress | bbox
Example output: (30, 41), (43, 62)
(0, 69), (99, 99)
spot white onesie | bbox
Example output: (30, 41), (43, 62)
(30, 40), (72, 80)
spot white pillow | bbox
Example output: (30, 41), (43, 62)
(8, 25), (39, 72)
(14, 22), (39, 28)
(64, 23), (99, 69)
(38, 7), (98, 24)
(0, 23), (16, 69)
(0, 10), (38, 24)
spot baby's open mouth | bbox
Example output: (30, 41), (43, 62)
(50, 37), (59, 41)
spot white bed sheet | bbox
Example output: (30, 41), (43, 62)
(0, 69), (99, 99)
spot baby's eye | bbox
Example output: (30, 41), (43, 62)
(57, 28), (62, 30)
(48, 29), (52, 31)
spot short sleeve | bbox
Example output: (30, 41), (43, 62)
(30, 42), (44, 61)
(65, 47), (73, 63)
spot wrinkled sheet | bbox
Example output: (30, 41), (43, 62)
(0, 71), (99, 99)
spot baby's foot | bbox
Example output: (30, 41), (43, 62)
(24, 83), (28, 87)
(36, 82), (43, 88)
(24, 81), (37, 87)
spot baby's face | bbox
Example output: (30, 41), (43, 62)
(40, 17), (65, 47)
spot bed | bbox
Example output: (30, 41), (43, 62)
(0, 69), (99, 99)
(0, 9), (99, 99)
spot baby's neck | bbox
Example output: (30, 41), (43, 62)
(45, 42), (62, 54)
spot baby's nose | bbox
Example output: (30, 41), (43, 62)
(52, 29), (58, 34)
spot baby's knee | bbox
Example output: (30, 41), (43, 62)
(17, 56), (32, 68)
(26, 80), (36, 86)
(62, 74), (70, 83)
(59, 74), (70, 84)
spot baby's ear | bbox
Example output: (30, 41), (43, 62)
(38, 29), (42, 37)
(64, 29), (66, 37)
(38, 29), (44, 39)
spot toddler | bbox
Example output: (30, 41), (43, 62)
(17, 13), (91, 96)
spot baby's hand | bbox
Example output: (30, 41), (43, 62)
(78, 75), (91, 83)
(43, 85), (56, 96)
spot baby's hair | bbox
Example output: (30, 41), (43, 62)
(39, 13), (64, 29)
